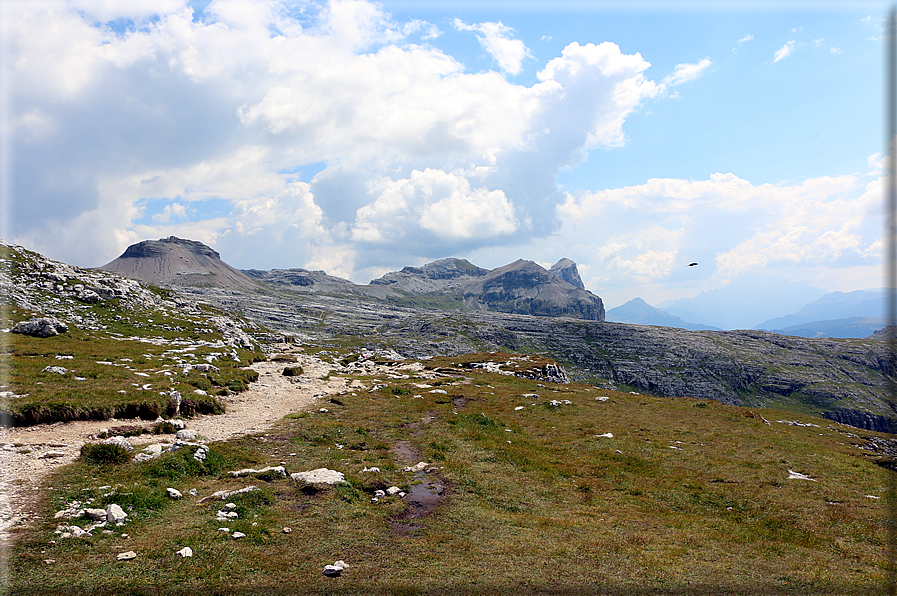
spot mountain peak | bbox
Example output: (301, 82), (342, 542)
(550, 258), (585, 290)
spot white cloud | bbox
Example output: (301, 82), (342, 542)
(662, 57), (712, 86)
(351, 168), (517, 243)
(830, 47), (842, 54)
(454, 19), (532, 75)
(557, 171), (880, 285)
(773, 41), (795, 63)
(813, 38), (825, 47)
(152, 202), (187, 223)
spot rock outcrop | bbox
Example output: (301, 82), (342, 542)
(549, 258), (585, 290)
(463, 260), (605, 321)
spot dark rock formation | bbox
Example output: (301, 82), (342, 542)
(821, 409), (897, 434)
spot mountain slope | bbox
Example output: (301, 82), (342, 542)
(101, 236), (259, 291)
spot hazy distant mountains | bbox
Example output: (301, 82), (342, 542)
(611, 287), (886, 338)
(606, 298), (720, 331)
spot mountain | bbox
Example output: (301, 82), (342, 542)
(658, 274), (827, 329)
(754, 289), (885, 337)
(606, 297), (720, 330)
(101, 236), (260, 291)
(549, 258), (585, 289)
(462, 259), (604, 320)
(105, 239), (603, 321)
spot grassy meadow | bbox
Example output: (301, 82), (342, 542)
(6, 353), (891, 595)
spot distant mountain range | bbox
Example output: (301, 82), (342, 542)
(102, 236), (605, 321)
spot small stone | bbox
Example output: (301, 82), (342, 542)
(218, 527), (230, 533)
(167, 488), (183, 499)
(224, 502), (236, 509)
(323, 565), (343, 577)
(117, 551), (137, 561)
(374, 490), (385, 498)
(232, 532), (246, 539)
(176, 546), (193, 558)
(385, 486), (401, 496)
(282, 527), (292, 534)
(291, 468), (345, 485)
(42, 559), (55, 565)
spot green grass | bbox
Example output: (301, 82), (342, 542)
(7, 353), (890, 595)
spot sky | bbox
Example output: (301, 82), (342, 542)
(0, 0), (891, 312)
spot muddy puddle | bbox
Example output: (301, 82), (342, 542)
(391, 440), (447, 533)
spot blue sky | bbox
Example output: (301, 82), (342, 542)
(1, 0), (890, 315)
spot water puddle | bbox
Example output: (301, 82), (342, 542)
(390, 440), (447, 534)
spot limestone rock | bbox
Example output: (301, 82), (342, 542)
(290, 468), (345, 485)
(176, 546), (193, 557)
(228, 466), (287, 478)
(166, 488), (183, 499)
(41, 366), (68, 375)
(102, 436), (134, 451)
(84, 508), (107, 521)
(12, 317), (68, 338)
(176, 429), (198, 441)
(117, 551), (137, 561)
(106, 504), (127, 524)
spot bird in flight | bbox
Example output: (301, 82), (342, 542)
(688, 262), (698, 267)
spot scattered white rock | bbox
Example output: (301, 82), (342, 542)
(218, 527), (230, 533)
(117, 551), (137, 561)
(193, 445), (209, 462)
(594, 433), (613, 438)
(402, 462), (428, 473)
(205, 486), (259, 501)
(228, 466), (287, 478)
(283, 527), (292, 533)
(595, 396), (610, 402)
(176, 429), (199, 441)
(361, 466), (380, 473)
(514, 406), (525, 410)
(106, 504), (128, 524)
(386, 486), (401, 496)
(373, 490), (386, 498)
(42, 366), (68, 375)
(866, 495), (881, 499)
(167, 488), (183, 499)
(232, 532), (246, 539)
(428, 389), (447, 394)
(291, 468), (345, 485)
(176, 546), (193, 558)
(102, 436), (134, 451)
(787, 469), (817, 481)
(84, 508), (107, 521)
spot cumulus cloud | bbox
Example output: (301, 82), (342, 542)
(773, 41), (796, 62)
(738, 34), (753, 44)
(662, 57), (712, 86)
(1, 0), (664, 277)
(454, 18), (532, 75)
(557, 171), (880, 287)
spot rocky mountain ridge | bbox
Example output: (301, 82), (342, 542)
(102, 238), (605, 321)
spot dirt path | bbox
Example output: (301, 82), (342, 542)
(0, 353), (346, 536)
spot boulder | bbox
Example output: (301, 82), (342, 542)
(176, 547), (193, 558)
(166, 488), (183, 499)
(116, 551), (137, 561)
(41, 366), (68, 375)
(11, 317), (68, 338)
(290, 468), (345, 485)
